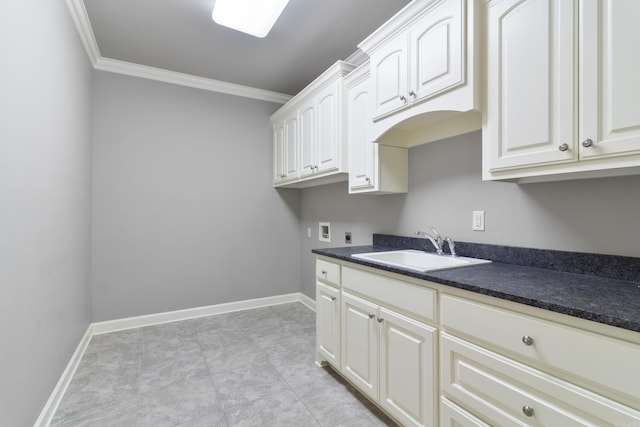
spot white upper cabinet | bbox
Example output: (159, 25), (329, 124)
(272, 110), (298, 184)
(298, 99), (316, 178)
(483, 0), (640, 182)
(580, 0), (640, 162)
(359, 0), (480, 145)
(345, 63), (408, 195)
(270, 61), (354, 188)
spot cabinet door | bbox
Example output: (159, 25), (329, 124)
(316, 282), (340, 368)
(371, 35), (409, 119)
(348, 77), (376, 191)
(283, 113), (298, 181)
(379, 307), (437, 427)
(579, 0), (640, 161)
(299, 101), (316, 178)
(273, 122), (285, 184)
(409, 0), (464, 103)
(341, 292), (379, 401)
(316, 83), (340, 173)
(485, 0), (576, 171)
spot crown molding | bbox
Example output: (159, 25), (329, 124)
(95, 58), (292, 104)
(66, 0), (101, 64)
(65, 0), (292, 104)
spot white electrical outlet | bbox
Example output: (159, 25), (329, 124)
(472, 211), (485, 231)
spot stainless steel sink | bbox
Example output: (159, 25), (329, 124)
(351, 249), (491, 273)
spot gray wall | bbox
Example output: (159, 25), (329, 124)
(300, 131), (640, 298)
(0, 1), (93, 425)
(91, 72), (301, 321)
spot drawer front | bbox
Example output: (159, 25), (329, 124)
(441, 294), (640, 404)
(316, 259), (340, 287)
(441, 333), (640, 426)
(343, 266), (436, 323)
(440, 397), (490, 427)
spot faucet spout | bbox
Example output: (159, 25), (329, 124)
(415, 229), (444, 255)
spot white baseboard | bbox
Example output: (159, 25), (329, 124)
(91, 292), (314, 334)
(34, 325), (93, 427)
(298, 292), (316, 311)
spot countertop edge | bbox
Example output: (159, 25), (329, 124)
(312, 246), (640, 334)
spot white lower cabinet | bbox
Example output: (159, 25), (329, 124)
(441, 332), (640, 426)
(440, 294), (640, 426)
(316, 282), (340, 368)
(342, 291), (437, 427)
(316, 258), (640, 427)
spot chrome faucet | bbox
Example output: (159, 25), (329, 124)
(415, 226), (444, 255)
(416, 226), (457, 256)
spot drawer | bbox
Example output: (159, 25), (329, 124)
(440, 397), (490, 427)
(316, 259), (340, 287)
(441, 333), (640, 426)
(342, 266), (436, 323)
(441, 294), (640, 405)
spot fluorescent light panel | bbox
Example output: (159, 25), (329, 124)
(212, 0), (290, 38)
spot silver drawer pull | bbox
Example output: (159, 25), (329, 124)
(377, 316), (384, 323)
(558, 143), (569, 151)
(368, 313), (375, 319)
(330, 296), (336, 301)
(522, 335), (534, 346)
(321, 270), (327, 275)
(522, 405), (534, 417)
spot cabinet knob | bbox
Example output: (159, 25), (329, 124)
(522, 405), (534, 417)
(558, 143), (569, 152)
(521, 335), (534, 346)
(409, 90), (416, 97)
(330, 296), (336, 301)
(376, 316), (384, 323)
(582, 138), (594, 148)
(368, 313), (375, 319)
(365, 177), (370, 182)
(321, 269), (327, 275)
(400, 95), (407, 102)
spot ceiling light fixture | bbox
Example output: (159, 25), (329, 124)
(212, 0), (291, 38)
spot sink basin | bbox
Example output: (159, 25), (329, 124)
(351, 249), (491, 273)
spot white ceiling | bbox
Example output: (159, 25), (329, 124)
(80, 0), (411, 99)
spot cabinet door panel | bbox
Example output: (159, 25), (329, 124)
(348, 82), (375, 191)
(410, 0), (464, 102)
(580, 0), (640, 161)
(341, 292), (379, 401)
(283, 115), (298, 180)
(273, 123), (285, 184)
(379, 307), (437, 427)
(372, 36), (409, 118)
(316, 282), (340, 368)
(299, 102), (316, 177)
(316, 85), (340, 172)
(486, 0), (576, 171)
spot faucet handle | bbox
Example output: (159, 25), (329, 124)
(428, 226), (442, 242)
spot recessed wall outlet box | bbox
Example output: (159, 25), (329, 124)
(345, 232), (352, 244)
(472, 210), (485, 231)
(319, 222), (331, 242)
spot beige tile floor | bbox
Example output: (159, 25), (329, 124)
(50, 302), (398, 426)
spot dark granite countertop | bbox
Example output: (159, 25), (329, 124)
(313, 241), (640, 334)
